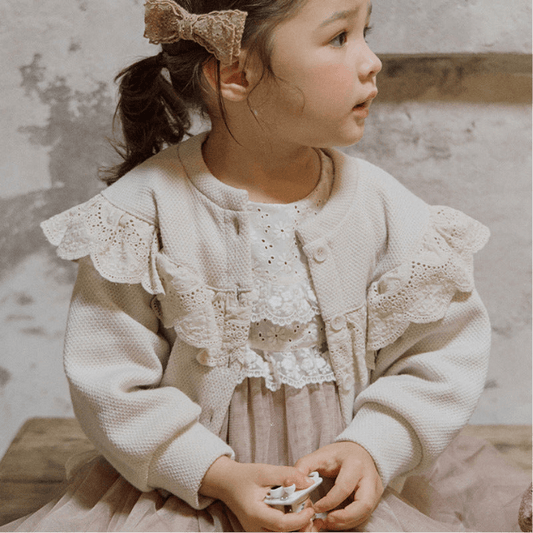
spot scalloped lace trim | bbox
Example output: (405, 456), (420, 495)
(367, 206), (490, 350)
(41, 195), (162, 294)
(237, 346), (335, 392)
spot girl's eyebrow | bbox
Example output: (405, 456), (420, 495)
(318, 2), (373, 28)
(319, 9), (356, 28)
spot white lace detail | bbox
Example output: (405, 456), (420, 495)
(247, 151), (332, 327)
(240, 151), (336, 389)
(40, 195), (163, 295)
(237, 346), (336, 392)
(367, 206), (490, 351)
(154, 254), (252, 365)
(250, 276), (320, 326)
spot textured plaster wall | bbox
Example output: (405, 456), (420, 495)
(0, 1), (531, 457)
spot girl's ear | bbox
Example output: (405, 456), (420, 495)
(202, 55), (251, 102)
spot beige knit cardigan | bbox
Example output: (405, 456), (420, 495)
(42, 132), (491, 510)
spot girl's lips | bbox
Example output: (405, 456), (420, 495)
(352, 91), (378, 117)
(354, 90), (378, 109)
(352, 105), (370, 118)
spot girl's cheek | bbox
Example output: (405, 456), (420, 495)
(308, 63), (354, 102)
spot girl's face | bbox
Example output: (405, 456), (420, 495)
(249, 0), (381, 149)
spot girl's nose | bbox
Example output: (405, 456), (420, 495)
(361, 45), (382, 78)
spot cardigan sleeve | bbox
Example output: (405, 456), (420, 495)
(337, 288), (490, 486)
(64, 256), (235, 510)
(331, 184), (492, 486)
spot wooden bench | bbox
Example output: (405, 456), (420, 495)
(0, 418), (531, 526)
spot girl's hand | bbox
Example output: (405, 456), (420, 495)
(295, 442), (384, 531)
(200, 456), (317, 532)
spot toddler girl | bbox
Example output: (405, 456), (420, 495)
(3, 0), (529, 531)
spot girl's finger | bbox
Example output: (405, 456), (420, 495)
(312, 465), (361, 513)
(324, 499), (373, 531)
(299, 518), (319, 532)
(259, 504), (316, 532)
(311, 518), (325, 532)
(265, 464), (315, 490)
(294, 450), (330, 476)
(293, 454), (317, 476)
(323, 475), (381, 530)
(298, 499), (317, 532)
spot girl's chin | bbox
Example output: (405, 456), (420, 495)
(333, 128), (366, 148)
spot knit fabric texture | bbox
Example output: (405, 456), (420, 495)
(41, 132), (491, 509)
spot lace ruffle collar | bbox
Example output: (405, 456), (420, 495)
(366, 206), (490, 351)
(41, 173), (489, 366)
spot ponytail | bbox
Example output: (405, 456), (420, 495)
(102, 53), (192, 185)
(101, 0), (308, 186)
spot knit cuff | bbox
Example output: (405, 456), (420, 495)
(148, 421), (235, 510)
(335, 402), (422, 487)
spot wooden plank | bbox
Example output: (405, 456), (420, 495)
(460, 424), (532, 472)
(0, 418), (95, 483)
(0, 481), (64, 527)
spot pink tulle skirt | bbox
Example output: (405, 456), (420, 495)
(2, 379), (530, 532)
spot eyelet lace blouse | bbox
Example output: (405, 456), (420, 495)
(239, 151), (336, 391)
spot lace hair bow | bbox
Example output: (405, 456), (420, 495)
(144, 0), (247, 65)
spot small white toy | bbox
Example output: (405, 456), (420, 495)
(264, 471), (326, 516)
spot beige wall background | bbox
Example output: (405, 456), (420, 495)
(0, 0), (531, 457)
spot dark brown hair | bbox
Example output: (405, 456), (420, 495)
(102, 0), (306, 185)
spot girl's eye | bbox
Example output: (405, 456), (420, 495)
(364, 25), (373, 41)
(330, 31), (348, 48)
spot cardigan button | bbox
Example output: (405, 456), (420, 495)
(341, 374), (355, 391)
(331, 315), (346, 332)
(196, 350), (210, 366)
(313, 246), (328, 263)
